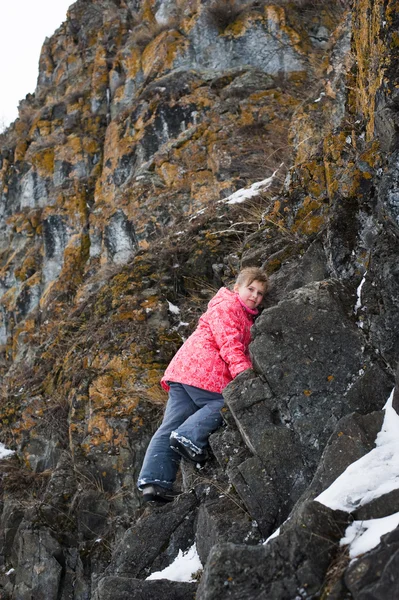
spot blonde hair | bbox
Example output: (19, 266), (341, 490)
(235, 267), (268, 292)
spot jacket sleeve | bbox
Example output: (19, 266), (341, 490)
(205, 301), (252, 379)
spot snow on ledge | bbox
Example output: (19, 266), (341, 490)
(146, 543), (202, 583)
(223, 167), (281, 205)
(341, 512), (399, 559)
(314, 389), (399, 560)
(315, 389), (399, 513)
(0, 443), (14, 459)
(167, 300), (180, 315)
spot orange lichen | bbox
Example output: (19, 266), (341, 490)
(352, 0), (385, 140)
(31, 148), (55, 176)
(142, 30), (188, 79)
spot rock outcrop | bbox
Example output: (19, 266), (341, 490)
(0, 0), (399, 598)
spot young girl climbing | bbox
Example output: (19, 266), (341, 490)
(137, 266), (268, 503)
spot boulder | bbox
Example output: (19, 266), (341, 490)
(94, 576), (197, 600)
(345, 527), (399, 599)
(197, 501), (349, 600)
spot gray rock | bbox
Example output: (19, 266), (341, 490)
(353, 488), (399, 521)
(12, 525), (63, 600)
(195, 494), (261, 565)
(104, 210), (138, 265)
(182, 11), (306, 75)
(77, 491), (110, 541)
(345, 527), (399, 599)
(360, 231), (399, 369)
(22, 436), (62, 473)
(263, 240), (330, 307)
(0, 501), (24, 563)
(210, 426), (280, 536)
(197, 501), (349, 600)
(250, 280), (384, 464)
(94, 576), (197, 600)
(302, 410), (385, 501)
(105, 492), (196, 578)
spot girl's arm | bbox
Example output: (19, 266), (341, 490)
(206, 302), (252, 378)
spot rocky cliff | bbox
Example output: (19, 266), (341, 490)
(0, 0), (399, 598)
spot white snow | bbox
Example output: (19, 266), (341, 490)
(146, 543), (202, 582)
(315, 389), (399, 558)
(316, 389), (399, 512)
(341, 512), (399, 559)
(354, 272), (367, 314)
(0, 443), (14, 459)
(224, 169), (280, 205)
(314, 92), (325, 103)
(167, 301), (180, 315)
(263, 526), (280, 545)
(189, 208), (207, 222)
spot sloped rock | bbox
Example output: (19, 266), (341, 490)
(197, 501), (349, 600)
(195, 493), (261, 565)
(105, 492), (196, 578)
(345, 527), (399, 600)
(0, 502), (24, 565)
(210, 426), (279, 536)
(361, 230), (399, 370)
(353, 488), (399, 521)
(94, 576), (196, 600)
(302, 410), (385, 501)
(11, 525), (63, 600)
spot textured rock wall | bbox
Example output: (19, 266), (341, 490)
(0, 0), (398, 598)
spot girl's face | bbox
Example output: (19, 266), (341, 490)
(234, 279), (266, 309)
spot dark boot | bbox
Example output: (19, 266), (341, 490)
(141, 484), (178, 504)
(169, 437), (208, 465)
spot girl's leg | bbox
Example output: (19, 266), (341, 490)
(172, 384), (224, 452)
(137, 383), (197, 489)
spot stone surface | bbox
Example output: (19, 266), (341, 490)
(345, 527), (399, 600)
(0, 0), (398, 598)
(106, 492), (196, 578)
(195, 493), (261, 565)
(197, 501), (349, 600)
(94, 577), (197, 600)
(304, 410), (385, 501)
(353, 488), (399, 521)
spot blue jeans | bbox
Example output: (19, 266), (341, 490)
(137, 382), (224, 490)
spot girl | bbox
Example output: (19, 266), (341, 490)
(137, 267), (268, 503)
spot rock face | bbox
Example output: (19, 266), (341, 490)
(0, 0), (399, 598)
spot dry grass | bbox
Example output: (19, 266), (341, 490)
(273, 0), (345, 7)
(131, 14), (181, 50)
(320, 544), (351, 597)
(36, 396), (70, 446)
(205, 0), (253, 31)
(0, 454), (51, 498)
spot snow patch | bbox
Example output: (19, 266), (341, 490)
(223, 169), (279, 205)
(354, 272), (367, 315)
(315, 389), (399, 512)
(0, 443), (14, 459)
(167, 301), (180, 315)
(263, 526), (280, 545)
(146, 543), (202, 582)
(341, 512), (399, 559)
(314, 92), (325, 103)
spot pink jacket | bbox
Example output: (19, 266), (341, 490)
(161, 287), (257, 393)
